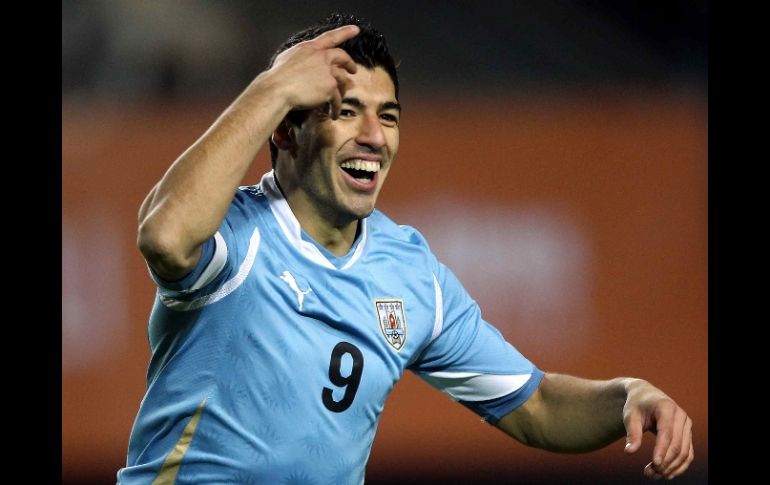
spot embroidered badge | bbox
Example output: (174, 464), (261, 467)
(374, 299), (407, 351)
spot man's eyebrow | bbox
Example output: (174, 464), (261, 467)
(341, 97), (401, 112)
(381, 101), (401, 112)
(341, 97), (364, 108)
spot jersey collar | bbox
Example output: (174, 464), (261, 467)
(260, 170), (368, 270)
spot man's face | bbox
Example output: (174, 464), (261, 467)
(289, 66), (400, 225)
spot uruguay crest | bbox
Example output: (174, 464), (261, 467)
(374, 299), (407, 351)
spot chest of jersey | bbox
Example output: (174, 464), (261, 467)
(240, 238), (437, 394)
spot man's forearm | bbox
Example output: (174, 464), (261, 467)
(137, 71), (292, 279)
(498, 373), (638, 453)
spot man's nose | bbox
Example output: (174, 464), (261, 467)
(355, 113), (386, 149)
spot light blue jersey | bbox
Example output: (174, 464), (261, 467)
(118, 171), (543, 484)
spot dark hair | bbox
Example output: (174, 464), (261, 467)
(267, 13), (399, 164)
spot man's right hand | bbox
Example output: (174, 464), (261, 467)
(266, 25), (360, 119)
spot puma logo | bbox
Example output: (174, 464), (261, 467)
(280, 271), (313, 311)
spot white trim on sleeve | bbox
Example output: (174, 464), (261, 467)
(146, 232), (228, 293)
(159, 227), (260, 311)
(186, 231), (228, 292)
(420, 371), (532, 402)
(166, 231), (227, 294)
(429, 273), (444, 344)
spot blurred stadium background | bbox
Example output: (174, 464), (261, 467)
(62, 1), (707, 483)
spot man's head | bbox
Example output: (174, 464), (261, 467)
(268, 13), (399, 164)
(268, 13), (401, 228)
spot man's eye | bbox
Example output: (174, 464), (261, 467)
(339, 109), (355, 118)
(380, 114), (399, 125)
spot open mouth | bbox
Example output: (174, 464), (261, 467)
(340, 159), (380, 184)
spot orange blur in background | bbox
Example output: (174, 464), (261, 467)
(62, 91), (706, 482)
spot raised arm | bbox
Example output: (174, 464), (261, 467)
(137, 25), (361, 281)
(497, 373), (693, 480)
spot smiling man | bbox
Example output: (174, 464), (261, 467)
(271, 66), (400, 255)
(118, 13), (693, 484)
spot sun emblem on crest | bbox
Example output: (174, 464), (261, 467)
(374, 299), (407, 351)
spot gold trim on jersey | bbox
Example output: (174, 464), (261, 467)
(151, 397), (207, 485)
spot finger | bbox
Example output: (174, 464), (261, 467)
(329, 89), (342, 120)
(661, 415), (692, 476)
(330, 66), (353, 93)
(655, 407), (686, 474)
(328, 48), (358, 75)
(663, 421), (693, 479)
(643, 463), (663, 480)
(313, 25), (361, 48)
(650, 402), (675, 468)
(667, 443), (694, 479)
(623, 408), (643, 454)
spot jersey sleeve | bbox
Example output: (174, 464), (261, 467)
(146, 189), (260, 306)
(409, 260), (544, 424)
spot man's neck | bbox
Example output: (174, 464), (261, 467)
(274, 173), (358, 257)
(294, 202), (359, 257)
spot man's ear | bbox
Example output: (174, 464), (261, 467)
(271, 120), (295, 155)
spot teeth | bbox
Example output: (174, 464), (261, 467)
(340, 160), (380, 172)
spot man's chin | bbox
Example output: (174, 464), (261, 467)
(325, 202), (375, 227)
(347, 205), (376, 221)
(342, 195), (378, 220)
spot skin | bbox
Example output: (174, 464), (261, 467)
(138, 25), (362, 280)
(136, 23), (693, 480)
(498, 374), (694, 480)
(273, 66), (400, 256)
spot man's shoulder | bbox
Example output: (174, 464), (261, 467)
(212, 184), (272, 233)
(231, 183), (271, 212)
(237, 183), (267, 199)
(368, 209), (432, 251)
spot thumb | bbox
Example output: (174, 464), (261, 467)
(623, 408), (643, 454)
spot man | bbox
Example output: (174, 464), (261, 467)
(118, 13), (693, 484)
